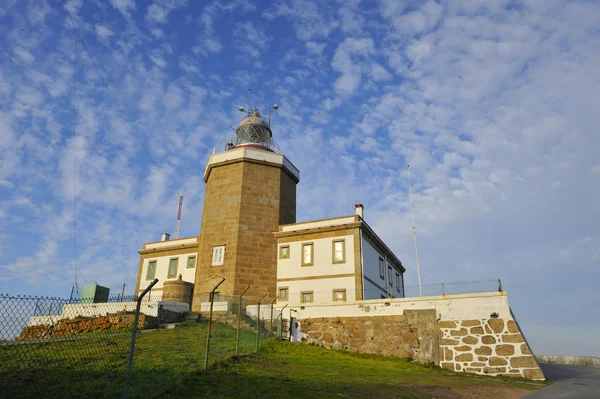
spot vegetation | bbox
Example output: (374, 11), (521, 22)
(0, 321), (263, 399)
(0, 320), (546, 398)
(169, 341), (547, 399)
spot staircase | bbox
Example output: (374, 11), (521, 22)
(189, 309), (272, 335)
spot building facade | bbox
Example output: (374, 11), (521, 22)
(134, 106), (405, 309)
(274, 206), (405, 307)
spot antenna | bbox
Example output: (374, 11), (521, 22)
(247, 88), (251, 116)
(174, 192), (184, 239)
(407, 165), (423, 297)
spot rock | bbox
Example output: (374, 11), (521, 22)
(455, 345), (471, 352)
(439, 321), (456, 328)
(445, 347), (453, 361)
(520, 343), (531, 355)
(474, 346), (492, 355)
(471, 362), (486, 366)
(461, 320), (481, 327)
(510, 356), (537, 368)
(456, 353), (473, 362)
(450, 328), (468, 336)
(496, 344), (515, 356)
(478, 356), (489, 361)
(482, 335), (496, 344)
(466, 367), (482, 372)
(441, 362), (455, 371)
(507, 320), (519, 333)
(489, 357), (508, 366)
(523, 368), (545, 380)
(470, 327), (484, 334)
(488, 319), (504, 334)
(484, 367), (506, 374)
(455, 363), (462, 371)
(440, 339), (459, 346)
(322, 333), (334, 343)
(462, 336), (478, 345)
(502, 334), (524, 343)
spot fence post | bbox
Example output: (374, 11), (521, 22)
(204, 278), (225, 373)
(124, 278), (158, 399)
(255, 293), (267, 353)
(269, 296), (279, 339)
(498, 279), (503, 292)
(235, 285), (250, 357)
(277, 304), (288, 340)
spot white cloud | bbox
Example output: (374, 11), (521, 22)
(13, 48), (34, 64)
(146, 0), (187, 24)
(331, 38), (375, 96)
(370, 63), (392, 81)
(95, 24), (114, 40)
(109, 0), (136, 16)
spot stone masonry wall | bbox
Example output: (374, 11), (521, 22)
(193, 158), (297, 309)
(19, 312), (154, 340)
(298, 309), (439, 364)
(297, 309), (544, 380)
(439, 317), (543, 379)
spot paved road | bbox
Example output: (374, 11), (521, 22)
(525, 363), (600, 398)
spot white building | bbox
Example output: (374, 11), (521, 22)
(274, 204), (405, 306)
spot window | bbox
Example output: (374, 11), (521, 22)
(187, 255), (196, 268)
(279, 287), (289, 301)
(301, 291), (313, 303)
(396, 272), (401, 292)
(146, 260), (156, 279)
(379, 257), (385, 279)
(212, 245), (225, 266)
(388, 265), (393, 286)
(332, 289), (346, 302)
(168, 258), (178, 278)
(301, 243), (313, 266)
(332, 240), (345, 263)
(279, 245), (290, 259)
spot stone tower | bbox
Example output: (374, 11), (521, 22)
(192, 108), (299, 310)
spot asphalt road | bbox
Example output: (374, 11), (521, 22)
(525, 363), (600, 398)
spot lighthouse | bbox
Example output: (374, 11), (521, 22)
(192, 106), (300, 309)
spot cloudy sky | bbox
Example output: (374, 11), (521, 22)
(1, 0), (599, 356)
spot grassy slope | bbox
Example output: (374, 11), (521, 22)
(170, 341), (548, 399)
(0, 321), (263, 399)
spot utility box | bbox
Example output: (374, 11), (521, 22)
(81, 284), (110, 304)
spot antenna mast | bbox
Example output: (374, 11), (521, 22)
(407, 165), (423, 297)
(174, 192), (184, 239)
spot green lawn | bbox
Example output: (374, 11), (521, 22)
(0, 321), (265, 399)
(0, 321), (547, 399)
(168, 341), (548, 399)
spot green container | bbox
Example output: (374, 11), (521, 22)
(81, 284), (110, 304)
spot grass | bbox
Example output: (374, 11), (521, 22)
(168, 341), (548, 399)
(0, 321), (547, 399)
(0, 321), (265, 399)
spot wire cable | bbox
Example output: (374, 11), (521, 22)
(61, 1), (158, 166)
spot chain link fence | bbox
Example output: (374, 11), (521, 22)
(0, 282), (276, 399)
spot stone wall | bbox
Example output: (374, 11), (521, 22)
(19, 311), (154, 340)
(439, 318), (543, 379)
(162, 279), (194, 306)
(293, 294), (545, 380)
(194, 156), (298, 308)
(298, 310), (439, 364)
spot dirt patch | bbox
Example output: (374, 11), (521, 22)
(407, 384), (534, 399)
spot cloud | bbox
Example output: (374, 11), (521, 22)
(109, 0), (136, 16)
(95, 24), (114, 40)
(331, 38), (375, 96)
(146, 0), (187, 24)
(1, 0), (599, 358)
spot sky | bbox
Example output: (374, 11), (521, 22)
(0, 0), (599, 356)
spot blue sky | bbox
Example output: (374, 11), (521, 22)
(1, 0), (599, 356)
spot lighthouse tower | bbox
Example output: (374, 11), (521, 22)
(192, 107), (299, 309)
